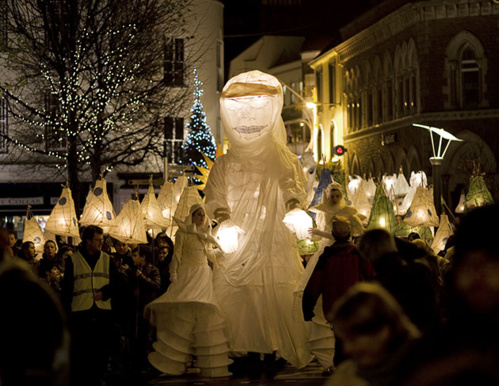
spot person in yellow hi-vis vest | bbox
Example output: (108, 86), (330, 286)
(61, 225), (119, 386)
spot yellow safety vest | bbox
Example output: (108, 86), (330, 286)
(71, 250), (111, 311)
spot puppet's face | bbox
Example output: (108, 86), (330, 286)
(223, 95), (276, 142)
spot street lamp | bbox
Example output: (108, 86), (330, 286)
(413, 123), (463, 216)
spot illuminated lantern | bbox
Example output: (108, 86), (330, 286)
(79, 177), (117, 233)
(283, 208), (313, 240)
(45, 184), (80, 238)
(22, 206), (46, 255)
(404, 186), (439, 227)
(431, 214), (454, 254)
(352, 181), (372, 222)
(366, 185), (397, 234)
(174, 186), (204, 221)
(348, 175), (362, 199)
(465, 175), (494, 210)
(141, 183), (169, 231)
(399, 171), (428, 215)
(157, 180), (176, 220)
(173, 175), (189, 203)
(109, 199), (148, 244)
(364, 176), (376, 203)
(455, 189), (466, 214)
(382, 173), (397, 195)
(394, 168), (410, 197)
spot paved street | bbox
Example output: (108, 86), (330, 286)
(106, 361), (327, 386)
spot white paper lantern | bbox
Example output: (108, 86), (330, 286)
(141, 184), (169, 230)
(109, 199), (148, 244)
(282, 208), (313, 240)
(157, 180), (176, 220)
(79, 177), (117, 233)
(455, 189), (466, 214)
(404, 186), (439, 227)
(45, 185), (80, 238)
(22, 207), (46, 255)
(431, 214), (454, 254)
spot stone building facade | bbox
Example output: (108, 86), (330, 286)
(310, 0), (499, 209)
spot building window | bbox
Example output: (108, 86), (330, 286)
(315, 68), (323, 102)
(328, 63), (335, 105)
(460, 45), (480, 109)
(0, 97), (7, 153)
(444, 31), (486, 110)
(164, 37), (185, 87)
(45, 92), (66, 151)
(164, 116), (184, 164)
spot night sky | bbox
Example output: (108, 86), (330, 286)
(221, 0), (387, 73)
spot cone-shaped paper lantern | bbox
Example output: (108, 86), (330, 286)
(404, 186), (439, 227)
(455, 189), (466, 214)
(174, 187), (204, 221)
(109, 199), (148, 244)
(399, 171), (427, 215)
(352, 181), (372, 221)
(366, 185), (397, 234)
(348, 175), (362, 200)
(431, 214), (454, 254)
(22, 207), (46, 255)
(394, 169), (410, 196)
(79, 177), (117, 232)
(157, 181), (176, 221)
(173, 175), (189, 203)
(382, 174), (397, 196)
(141, 184), (169, 230)
(45, 184), (80, 238)
(465, 175), (494, 210)
(365, 177), (376, 203)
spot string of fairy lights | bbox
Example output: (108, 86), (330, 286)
(3, 21), (157, 168)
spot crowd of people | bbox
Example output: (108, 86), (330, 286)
(1, 68), (499, 386)
(1, 198), (499, 385)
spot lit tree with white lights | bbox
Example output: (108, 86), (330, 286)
(181, 68), (216, 170)
(0, 0), (199, 211)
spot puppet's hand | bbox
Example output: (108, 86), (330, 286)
(283, 209), (313, 240)
(217, 219), (244, 253)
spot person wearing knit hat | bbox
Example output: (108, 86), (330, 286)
(303, 215), (368, 369)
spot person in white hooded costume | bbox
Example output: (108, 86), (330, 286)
(144, 204), (232, 377)
(203, 70), (313, 370)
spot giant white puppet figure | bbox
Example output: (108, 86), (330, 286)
(204, 71), (313, 368)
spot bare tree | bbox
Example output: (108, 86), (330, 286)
(0, 0), (200, 209)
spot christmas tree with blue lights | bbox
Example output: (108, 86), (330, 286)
(182, 68), (217, 171)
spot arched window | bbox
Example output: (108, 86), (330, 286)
(383, 53), (394, 122)
(444, 31), (487, 110)
(460, 44), (480, 108)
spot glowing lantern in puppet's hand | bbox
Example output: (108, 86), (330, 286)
(283, 208), (313, 240)
(216, 219), (245, 253)
(45, 184), (80, 238)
